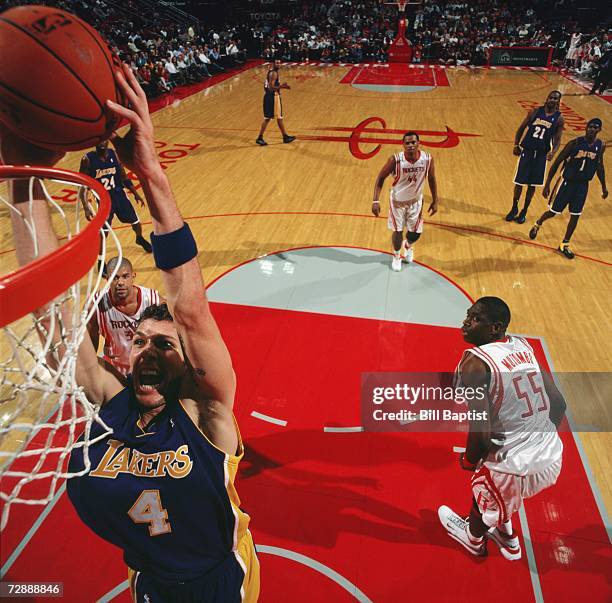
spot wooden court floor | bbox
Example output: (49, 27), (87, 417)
(2, 63), (611, 517)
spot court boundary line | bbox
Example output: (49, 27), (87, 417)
(5, 210), (608, 266)
(535, 336), (612, 543)
(518, 505), (545, 603)
(186, 212), (610, 268)
(0, 484), (66, 578)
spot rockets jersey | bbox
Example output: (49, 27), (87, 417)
(264, 68), (279, 94)
(93, 285), (161, 376)
(67, 387), (251, 583)
(562, 137), (603, 182)
(390, 150), (432, 205)
(85, 148), (126, 196)
(455, 336), (562, 476)
(521, 107), (562, 152)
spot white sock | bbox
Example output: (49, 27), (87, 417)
(467, 524), (484, 542)
(499, 519), (513, 535)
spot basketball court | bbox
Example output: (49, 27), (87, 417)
(1, 55), (611, 602)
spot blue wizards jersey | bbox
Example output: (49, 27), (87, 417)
(522, 107), (561, 152)
(67, 386), (252, 583)
(85, 149), (125, 195)
(563, 137), (603, 182)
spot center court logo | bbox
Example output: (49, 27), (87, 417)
(300, 116), (480, 160)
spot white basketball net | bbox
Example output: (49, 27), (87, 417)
(0, 173), (121, 530)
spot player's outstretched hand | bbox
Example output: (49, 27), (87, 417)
(428, 200), (438, 216)
(603, 187), (609, 199)
(542, 184), (550, 198)
(106, 63), (160, 180)
(371, 201), (381, 217)
(0, 122), (64, 168)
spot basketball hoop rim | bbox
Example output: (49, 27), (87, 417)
(0, 166), (111, 328)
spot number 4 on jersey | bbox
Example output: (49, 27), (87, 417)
(128, 490), (172, 536)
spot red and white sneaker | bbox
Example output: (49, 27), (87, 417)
(438, 506), (487, 557)
(487, 527), (522, 560)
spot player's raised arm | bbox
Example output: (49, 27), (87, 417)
(372, 155), (396, 216)
(107, 63), (237, 450)
(427, 155), (438, 216)
(543, 138), (576, 197)
(514, 108), (537, 156)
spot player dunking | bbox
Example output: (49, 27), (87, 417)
(2, 64), (260, 602)
(256, 58), (296, 146)
(506, 91), (564, 224)
(88, 256), (163, 377)
(372, 131), (438, 272)
(439, 297), (566, 560)
(80, 140), (152, 253)
(530, 118), (607, 259)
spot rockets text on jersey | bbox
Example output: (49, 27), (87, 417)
(390, 150), (432, 205)
(94, 285), (161, 375)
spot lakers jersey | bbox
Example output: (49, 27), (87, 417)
(86, 148), (126, 196)
(94, 285), (161, 376)
(391, 150), (432, 204)
(455, 336), (562, 475)
(562, 137), (603, 182)
(67, 388), (254, 584)
(264, 69), (279, 94)
(521, 107), (562, 152)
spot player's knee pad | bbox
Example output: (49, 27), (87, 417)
(406, 232), (421, 243)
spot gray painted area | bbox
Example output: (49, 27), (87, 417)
(208, 247), (470, 328)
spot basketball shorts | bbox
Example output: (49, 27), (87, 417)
(471, 458), (562, 528)
(107, 191), (139, 226)
(128, 533), (260, 603)
(388, 198), (424, 233)
(263, 92), (282, 119)
(513, 149), (547, 186)
(549, 179), (589, 216)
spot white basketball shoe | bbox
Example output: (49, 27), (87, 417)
(391, 255), (402, 271)
(438, 505), (487, 556)
(487, 527), (522, 560)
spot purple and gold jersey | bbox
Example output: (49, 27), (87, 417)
(67, 386), (256, 593)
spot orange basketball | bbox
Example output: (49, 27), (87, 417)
(0, 5), (124, 151)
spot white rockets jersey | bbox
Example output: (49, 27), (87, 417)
(93, 285), (161, 376)
(390, 150), (431, 205)
(455, 336), (563, 476)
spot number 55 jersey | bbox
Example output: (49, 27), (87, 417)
(455, 335), (563, 476)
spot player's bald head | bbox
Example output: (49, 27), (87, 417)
(106, 256), (133, 275)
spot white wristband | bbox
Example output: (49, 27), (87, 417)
(373, 200), (380, 204)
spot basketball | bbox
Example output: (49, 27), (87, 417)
(0, 5), (124, 151)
